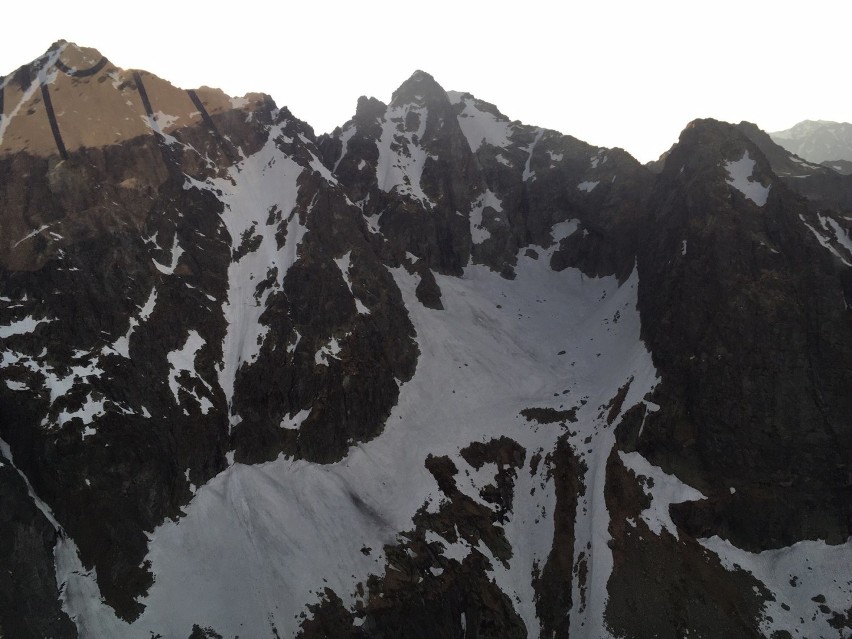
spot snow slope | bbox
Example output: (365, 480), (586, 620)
(60, 228), (657, 638)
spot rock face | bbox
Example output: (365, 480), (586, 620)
(634, 119), (852, 549)
(1, 43), (851, 639)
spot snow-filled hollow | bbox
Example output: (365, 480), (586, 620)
(725, 151), (770, 206)
(68, 240), (661, 639)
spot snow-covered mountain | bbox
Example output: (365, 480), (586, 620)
(1, 42), (851, 639)
(770, 119), (852, 164)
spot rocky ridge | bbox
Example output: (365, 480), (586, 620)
(1, 43), (851, 639)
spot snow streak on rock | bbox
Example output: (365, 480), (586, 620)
(0, 45), (64, 146)
(333, 251), (370, 314)
(107, 288), (157, 358)
(151, 233), (184, 275)
(800, 213), (852, 267)
(523, 129), (544, 182)
(333, 123), (357, 173)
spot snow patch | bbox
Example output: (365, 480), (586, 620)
(59, 393), (108, 430)
(619, 451), (706, 539)
(523, 129), (544, 181)
(333, 251), (370, 314)
(702, 535), (852, 639)
(725, 151), (770, 206)
(152, 111), (179, 130)
(333, 124), (357, 173)
(152, 233), (184, 275)
(167, 330), (211, 412)
(590, 151), (607, 168)
(314, 337), (342, 366)
(451, 93), (514, 152)
(469, 190), (503, 245)
(551, 219), (579, 243)
(280, 408), (311, 430)
(0, 316), (55, 339)
(108, 288), (157, 358)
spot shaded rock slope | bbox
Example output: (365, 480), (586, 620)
(1, 42), (850, 639)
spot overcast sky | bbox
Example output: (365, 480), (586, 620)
(2, 0), (849, 163)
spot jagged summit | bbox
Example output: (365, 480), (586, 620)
(389, 69), (449, 108)
(0, 41), (271, 159)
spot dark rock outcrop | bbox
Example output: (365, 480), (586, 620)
(634, 119), (852, 550)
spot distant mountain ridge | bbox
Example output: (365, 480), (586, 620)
(770, 119), (852, 164)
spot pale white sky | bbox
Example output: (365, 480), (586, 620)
(2, 0), (849, 163)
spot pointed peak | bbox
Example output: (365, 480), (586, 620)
(677, 118), (758, 163)
(1, 41), (272, 159)
(408, 69), (434, 83)
(390, 70), (448, 107)
(53, 42), (109, 77)
(663, 119), (776, 193)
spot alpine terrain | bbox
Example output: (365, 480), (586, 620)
(770, 120), (852, 171)
(1, 41), (851, 639)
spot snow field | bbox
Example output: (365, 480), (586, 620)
(89, 233), (659, 639)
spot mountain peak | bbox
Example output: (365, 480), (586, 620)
(0, 41), (271, 160)
(51, 40), (109, 75)
(390, 69), (448, 107)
